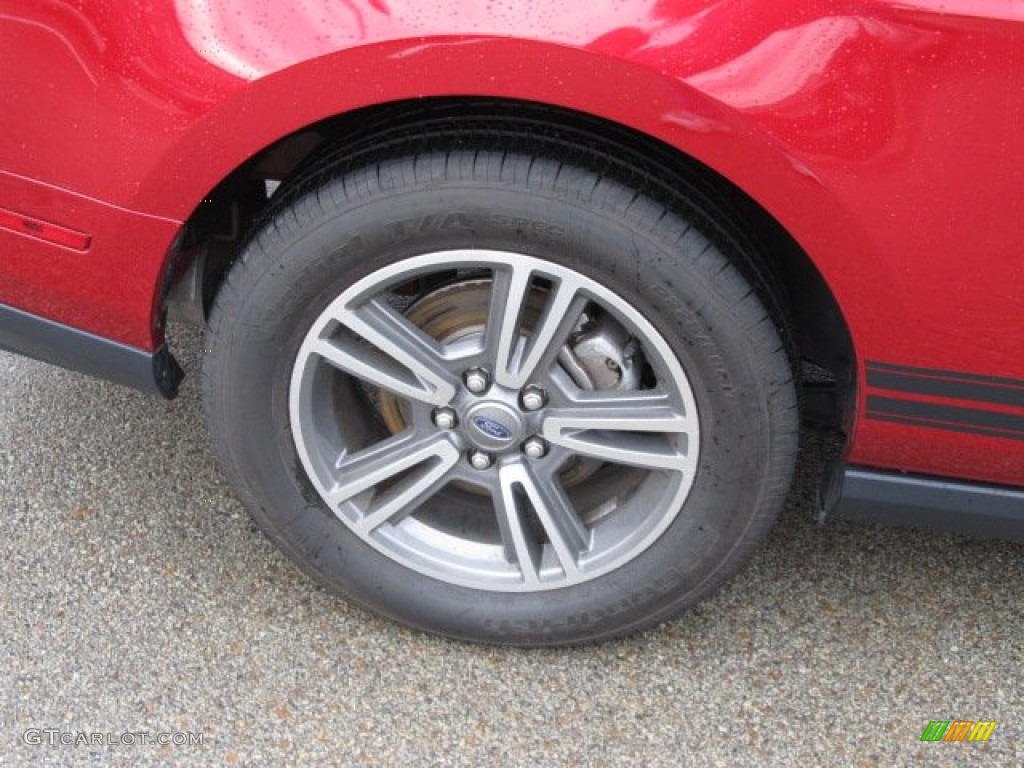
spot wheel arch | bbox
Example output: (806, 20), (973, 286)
(158, 38), (857, 428)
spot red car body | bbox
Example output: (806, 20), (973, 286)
(1, 1), (1022, 528)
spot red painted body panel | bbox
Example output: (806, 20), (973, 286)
(1, 1), (1022, 486)
(0, 169), (179, 347)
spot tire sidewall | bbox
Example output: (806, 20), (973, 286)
(205, 153), (794, 644)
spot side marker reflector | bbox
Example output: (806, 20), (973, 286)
(0, 206), (92, 251)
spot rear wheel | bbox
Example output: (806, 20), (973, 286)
(202, 131), (798, 646)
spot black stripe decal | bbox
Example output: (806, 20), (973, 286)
(867, 396), (1024, 442)
(866, 361), (1024, 409)
(866, 360), (1024, 389)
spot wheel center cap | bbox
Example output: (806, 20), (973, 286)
(464, 401), (524, 451)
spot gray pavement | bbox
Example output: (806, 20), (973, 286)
(1, 329), (1020, 767)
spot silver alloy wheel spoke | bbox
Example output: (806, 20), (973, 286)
(487, 265), (590, 390)
(496, 462), (590, 584)
(542, 391), (696, 472)
(493, 471), (543, 587)
(315, 297), (457, 406)
(328, 433), (461, 534)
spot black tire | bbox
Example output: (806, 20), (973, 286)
(201, 129), (798, 646)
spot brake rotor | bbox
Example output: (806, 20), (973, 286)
(378, 278), (512, 434)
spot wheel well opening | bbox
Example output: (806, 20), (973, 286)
(164, 96), (855, 432)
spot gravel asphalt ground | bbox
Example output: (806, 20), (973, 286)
(1, 329), (1021, 767)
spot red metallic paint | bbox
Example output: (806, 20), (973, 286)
(1, 1), (1022, 487)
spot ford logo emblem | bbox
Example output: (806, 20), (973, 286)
(472, 416), (512, 440)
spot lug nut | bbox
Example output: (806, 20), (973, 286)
(432, 407), (457, 430)
(520, 385), (547, 411)
(522, 436), (549, 459)
(463, 367), (490, 395)
(469, 450), (494, 470)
